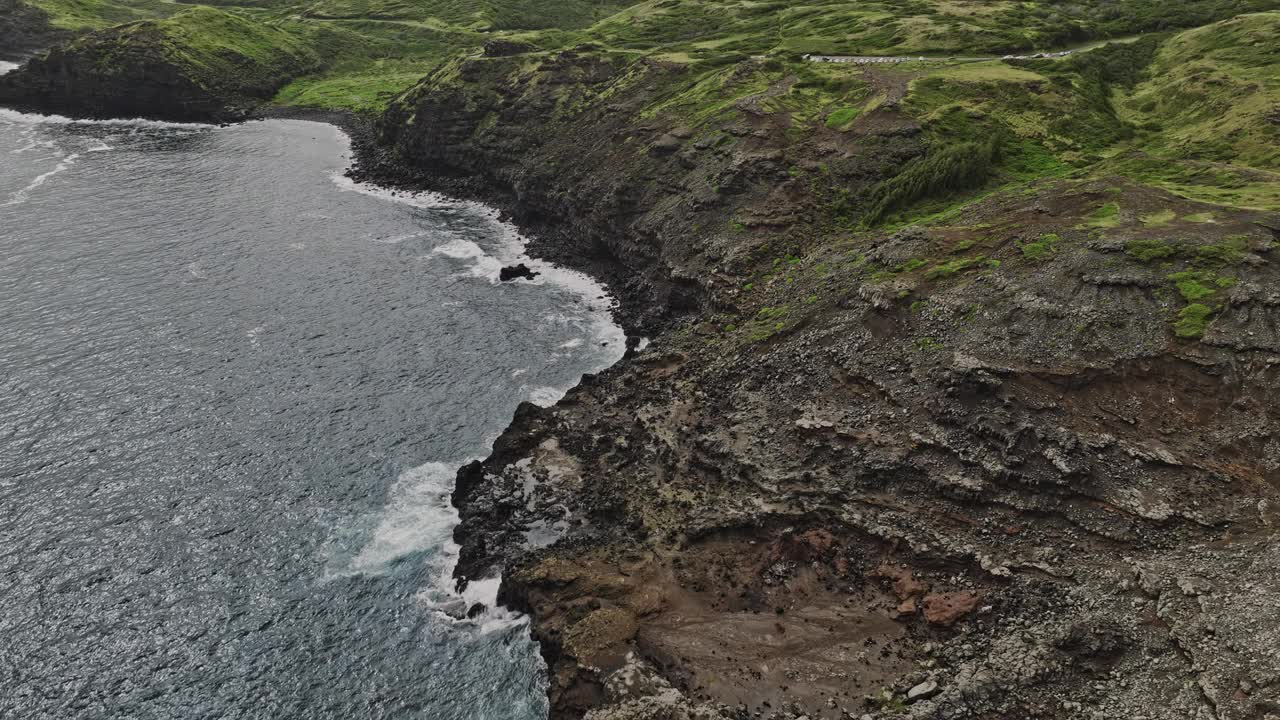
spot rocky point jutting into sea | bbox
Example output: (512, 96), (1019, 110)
(3, 2), (1280, 719)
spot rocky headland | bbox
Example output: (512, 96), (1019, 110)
(3, 3), (1280, 718)
(0, 6), (320, 121)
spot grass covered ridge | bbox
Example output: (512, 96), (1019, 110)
(18, 0), (1280, 115)
(1117, 12), (1280, 171)
(69, 6), (321, 97)
(12, 0), (1280, 355)
(24, 0), (178, 30)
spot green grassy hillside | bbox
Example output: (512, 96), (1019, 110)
(96, 5), (319, 94)
(1119, 12), (1280, 170)
(379, 6), (1280, 249)
(24, 0), (179, 29)
(581, 0), (1280, 56)
(8, 0), (1280, 210)
(299, 0), (641, 30)
(15, 0), (1280, 116)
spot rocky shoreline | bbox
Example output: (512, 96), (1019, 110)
(5, 27), (1280, 720)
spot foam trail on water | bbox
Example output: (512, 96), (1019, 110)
(3, 152), (80, 206)
(0, 107), (218, 129)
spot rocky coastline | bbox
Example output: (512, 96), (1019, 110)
(4, 20), (1280, 720)
(359, 48), (1280, 720)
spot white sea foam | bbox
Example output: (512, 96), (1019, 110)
(0, 107), (217, 129)
(3, 152), (80, 206)
(0, 61), (19, 76)
(331, 172), (462, 211)
(0, 107), (213, 206)
(347, 461), (463, 576)
(329, 158), (628, 636)
(246, 324), (266, 347)
(431, 238), (487, 259)
(527, 386), (568, 407)
(334, 173), (629, 356)
(335, 459), (530, 633)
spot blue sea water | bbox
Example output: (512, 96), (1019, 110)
(0, 103), (622, 718)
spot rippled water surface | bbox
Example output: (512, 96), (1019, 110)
(0, 108), (622, 718)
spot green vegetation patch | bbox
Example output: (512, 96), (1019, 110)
(26, 0), (178, 30)
(1139, 209), (1176, 226)
(1169, 270), (1220, 301)
(924, 254), (989, 279)
(861, 135), (1003, 227)
(1083, 201), (1121, 227)
(274, 58), (442, 113)
(1124, 235), (1250, 266)
(1164, 269), (1235, 339)
(1116, 12), (1280, 173)
(1125, 238), (1179, 262)
(824, 106), (861, 129)
(1020, 232), (1060, 259)
(1174, 303), (1215, 338)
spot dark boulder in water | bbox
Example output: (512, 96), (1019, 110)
(466, 602), (487, 619)
(499, 263), (539, 282)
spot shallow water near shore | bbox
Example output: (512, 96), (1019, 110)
(0, 109), (622, 717)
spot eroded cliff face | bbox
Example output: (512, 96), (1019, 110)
(379, 47), (1280, 720)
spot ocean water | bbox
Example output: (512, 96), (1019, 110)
(0, 102), (623, 718)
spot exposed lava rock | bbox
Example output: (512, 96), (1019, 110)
(499, 263), (540, 282)
(369, 45), (1280, 720)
